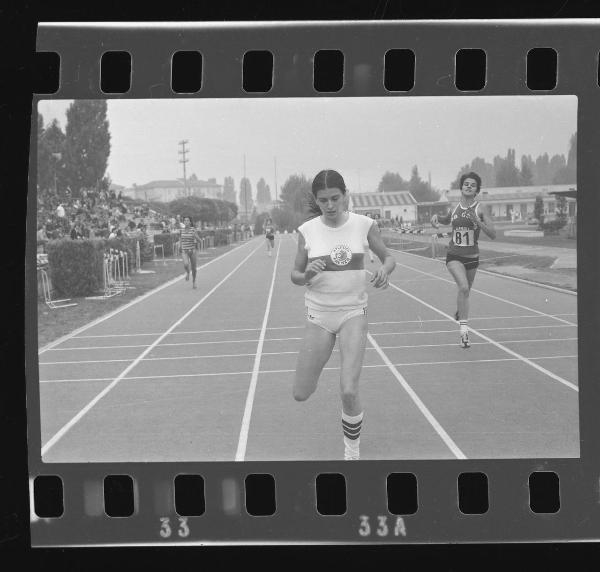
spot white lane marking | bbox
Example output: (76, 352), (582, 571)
(38, 240), (256, 355)
(39, 355), (578, 384)
(379, 274), (579, 392)
(40, 338), (578, 366)
(389, 245), (577, 296)
(41, 242), (264, 456)
(235, 240), (282, 462)
(47, 324), (576, 352)
(69, 313), (578, 339)
(392, 256), (576, 327)
(367, 332), (467, 459)
(45, 336), (305, 351)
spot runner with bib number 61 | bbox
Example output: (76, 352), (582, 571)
(431, 171), (496, 348)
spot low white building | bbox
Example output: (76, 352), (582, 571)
(445, 184), (577, 220)
(126, 176), (224, 203)
(349, 191), (418, 223)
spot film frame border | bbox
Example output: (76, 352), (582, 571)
(27, 20), (600, 546)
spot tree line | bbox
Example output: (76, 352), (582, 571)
(450, 132), (577, 189)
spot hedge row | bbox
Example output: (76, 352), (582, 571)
(46, 234), (153, 297)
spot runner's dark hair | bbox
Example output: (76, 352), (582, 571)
(305, 169), (348, 221)
(459, 171), (482, 194)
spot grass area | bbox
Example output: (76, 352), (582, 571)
(479, 231), (577, 249)
(478, 250), (557, 269)
(37, 245), (236, 349)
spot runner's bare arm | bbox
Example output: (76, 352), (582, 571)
(367, 221), (395, 288)
(475, 211), (496, 239)
(291, 232), (324, 285)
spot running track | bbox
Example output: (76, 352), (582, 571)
(37, 235), (579, 462)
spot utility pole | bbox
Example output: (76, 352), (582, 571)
(243, 154), (248, 221)
(178, 140), (189, 196)
(274, 157), (278, 202)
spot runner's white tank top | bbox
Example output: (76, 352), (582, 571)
(298, 212), (373, 311)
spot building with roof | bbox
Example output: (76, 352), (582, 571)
(445, 183), (577, 221)
(349, 191), (419, 223)
(124, 175), (224, 203)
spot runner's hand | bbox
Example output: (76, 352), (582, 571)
(304, 259), (326, 281)
(370, 267), (390, 289)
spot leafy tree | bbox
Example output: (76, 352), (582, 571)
(38, 118), (67, 193)
(256, 177), (272, 204)
(552, 132), (577, 184)
(63, 100), (111, 196)
(377, 171), (408, 192)
(270, 206), (301, 231)
(239, 177), (254, 218)
(408, 165), (440, 202)
(280, 174), (311, 213)
(519, 155), (534, 186)
(495, 149), (520, 187)
(223, 176), (236, 203)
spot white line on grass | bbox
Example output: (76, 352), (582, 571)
(391, 255), (576, 327)
(367, 332), (467, 459)
(41, 241), (264, 457)
(235, 240), (282, 461)
(378, 273), (579, 392)
(39, 355), (578, 384)
(39, 337), (578, 366)
(389, 245), (577, 296)
(38, 239), (256, 354)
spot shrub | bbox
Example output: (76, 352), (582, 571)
(540, 219), (566, 235)
(46, 238), (105, 297)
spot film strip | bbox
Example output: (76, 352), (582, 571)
(27, 20), (600, 546)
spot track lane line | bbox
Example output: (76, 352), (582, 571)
(390, 254), (576, 327)
(39, 355), (578, 384)
(40, 337), (578, 365)
(387, 243), (577, 296)
(367, 332), (467, 459)
(41, 241), (265, 457)
(235, 240), (282, 461)
(38, 239), (258, 355)
(377, 272), (579, 392)
(69, 312), (578, 338)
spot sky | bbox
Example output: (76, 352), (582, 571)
(37, 96), (577, 198)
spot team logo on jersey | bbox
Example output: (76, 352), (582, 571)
(330, 244), (352, 266)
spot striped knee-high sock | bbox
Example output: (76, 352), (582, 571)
(342, 411), (364, 458)
(459, 320), (468, 334)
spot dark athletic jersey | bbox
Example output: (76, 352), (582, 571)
(440, 202), (482, 256)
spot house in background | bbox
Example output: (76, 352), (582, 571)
(349, 191), (419, 223)
(124, 174), (224, 202)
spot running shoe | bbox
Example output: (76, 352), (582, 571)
(460, 332), (470, 348)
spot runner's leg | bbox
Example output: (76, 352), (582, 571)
(293, 322), (335, 402)
(338, 313), (368, 459)
(446, 260), (470, 320)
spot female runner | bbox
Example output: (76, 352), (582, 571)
(180, 215), (202, 289)
(431, 171), (496, 347)
(291, 169), (396, 460)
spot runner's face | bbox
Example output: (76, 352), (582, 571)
(184, 217), (191, 227)
(461, 178), (479, 197)
(315, 187), (345, 221)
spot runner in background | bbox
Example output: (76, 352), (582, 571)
(264, 218), (275, 257)
(431, 171), (496, 348)
(180, 215), (203, 289)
